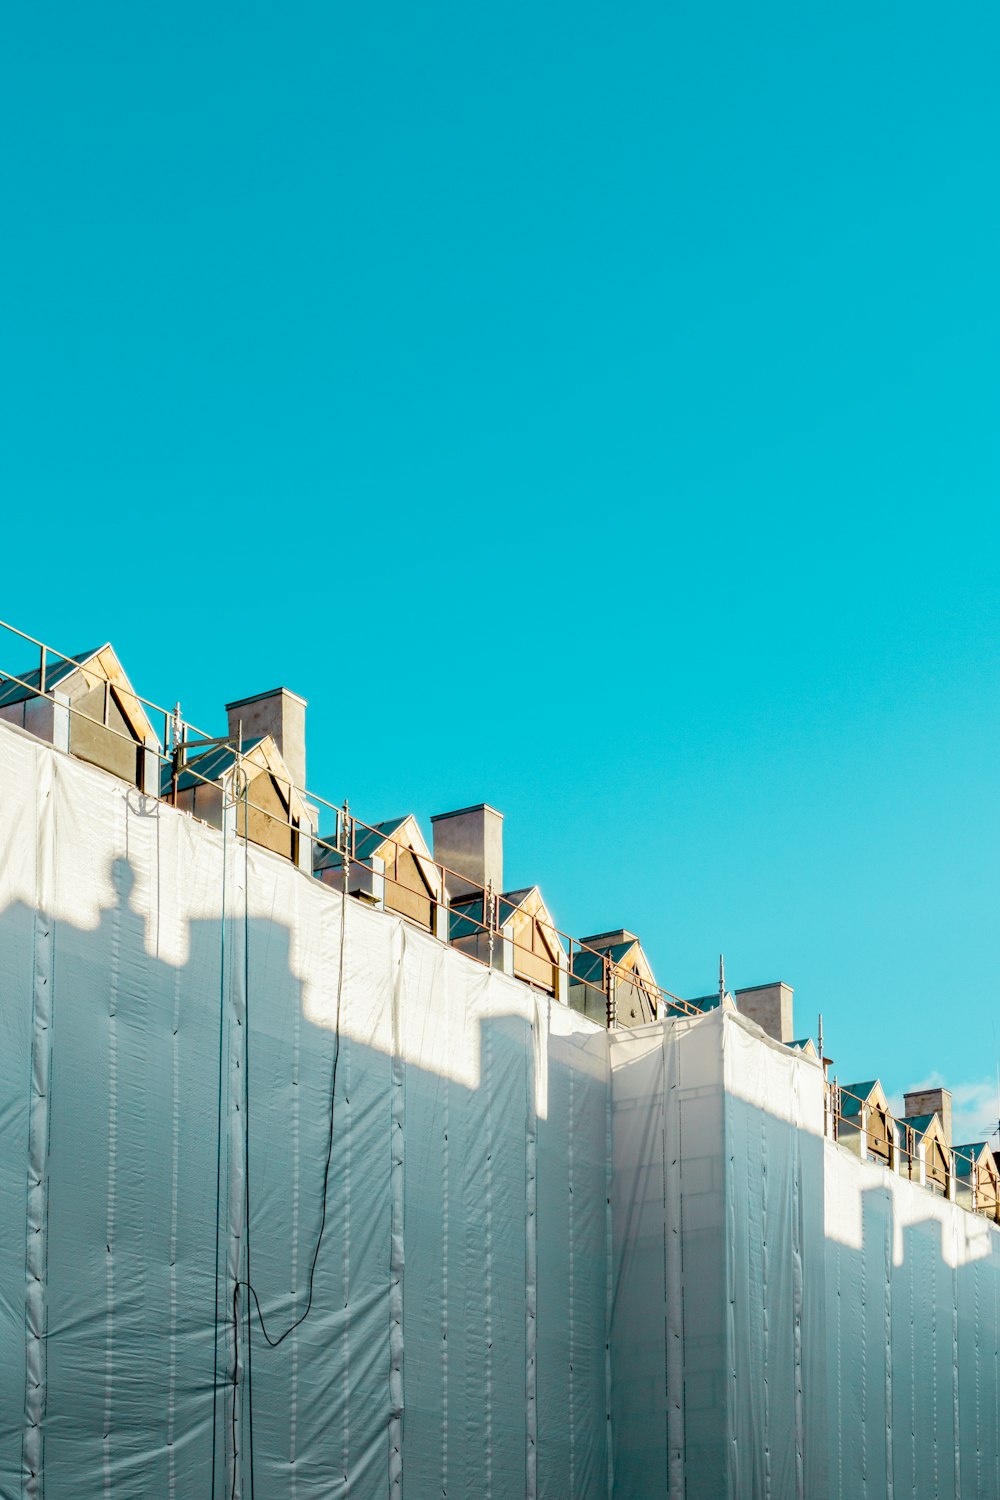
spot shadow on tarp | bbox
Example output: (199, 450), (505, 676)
(3, 848), (999, 1500)
(608, 1022), (1000, 1500)
(0, 851), (609, 1500)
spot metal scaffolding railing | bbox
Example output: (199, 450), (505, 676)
(3, 617), (998, 1223)
(0, 616), (703, 1025)
(827, 1081), (1000, 1225)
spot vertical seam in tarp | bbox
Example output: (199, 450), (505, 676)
(168, 888), (182, 1500)
(663, 1022), (684, 1500)
(568, 1036), (576, 1499)
(485, 991), (494, 1500)
(441, 1005), (450, 1500)
(932, 1228), (939, 1497)
(884, 1192), (893, 1500)
(604, 1038), (613, 1500)
(225, 806), (247, 1500)
(525, 999), (538, 1500)
(102, 828), (122, 1500)
(974, 1243), (981, 1498)
(760, 1077), (771, 1500)
(952, 1220), (960, 1499)
(389, 926), (405, 1499)
(835, 1185), (842, 1499)
(340, 949), (352, 1496)
(290, 915), (300, 1500)
(22, 751), (53, 1500)
(791, 1061), (805, 1500)
(725, 1022), (739, 1500)
(909, 1226), (915, 1499)
(989, 1260), (995, 1494)
(860, 1161), (868, 1500)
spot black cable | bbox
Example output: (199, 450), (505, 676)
(238, 820), (255, 1500)
(210, 827), (228, 1500)
(235, 870), (347, 1350)
(222, 810), (348, 1500)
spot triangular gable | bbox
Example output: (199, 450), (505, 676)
(226, 736), (311, 826)
(898, 1111), (950, 1188)
(841, 1080), (890, 1120)
(0, 643), (158, 746)
(314, 814), (446, 905)
(172, 733), (309, 826)
(368, 814), (446, 905)
(500, 886), (564, 965)
(72, 646), (158, 745)
(954, 1142), (998, 1180)
(899, 1111), (946, 1148)
(612, 940), (656, 991)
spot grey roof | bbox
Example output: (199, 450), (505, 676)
(898, 1113), (936, 1138)
(162, 737), (266, 796)
(840, 1081), (880, 1119)
(572, 939), (638, 986)
(664, 993), (718, 1018)
(314, 816), (408, 873)
(684, 992), (726, 1014)
(953, 1144), (989, 1178)
(448, 886), (566, 954)
(450, 887), (539, 919)
(0, 647), (102, 708)
(499, 888), (533, 909)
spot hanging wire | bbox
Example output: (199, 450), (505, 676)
(210, 779), (229, 1500)
(224, 751), (350, 1499)
(236, 881), (348, 1346)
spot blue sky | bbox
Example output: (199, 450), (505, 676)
(2, 4), (999, 1138)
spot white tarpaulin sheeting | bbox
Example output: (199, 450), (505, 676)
(0, 723), (608, 1499)
(608, 1005), (1000, 1499)
(3, 718), (1000, 1498)
(824, 1140), (1000, 1498)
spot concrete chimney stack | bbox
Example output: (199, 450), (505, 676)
(431, 804), (504, 898)
(226, 687), (307, 792)
(904, 1086), (952, 1148)
(735, 982), (795, 1045)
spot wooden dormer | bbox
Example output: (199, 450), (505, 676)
(315, 814), (446, 934)
(898, 1112), (951, 1194)
(839, 1080), (896, 1167)
(570, 930), (659, 1028)
(954, 1142), (1000, 1222)
(0, 643), (159, 792)
(449, 884), (565, 994)
(498, 887), (564, 992)
(164, 733), (312, 866)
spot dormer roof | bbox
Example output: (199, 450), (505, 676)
(953, 1142), (996, 1179)
(840, 1081), (891, 1120)
(164, 733), (310, 824)
(572, 930), (656, 990)
(314, 813), (445, 904)
(0, 643), (157, 745)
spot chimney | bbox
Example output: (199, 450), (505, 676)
(225, 688), (307, 791)
(431, 804), (503, 898)
(903, 1086), (952, 1148)
(734, 982), (795, 1045)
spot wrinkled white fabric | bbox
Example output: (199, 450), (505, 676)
(0, 724), (607, 1499)
(608, 1007), (1000, 1500)
(2, 720), (999, 1500)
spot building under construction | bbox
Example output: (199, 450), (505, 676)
(1, 620), (999, 1500)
